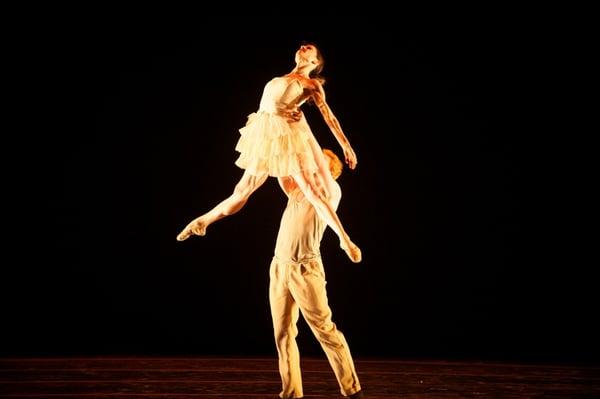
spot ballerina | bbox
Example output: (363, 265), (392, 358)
(177, 43), (361, 262)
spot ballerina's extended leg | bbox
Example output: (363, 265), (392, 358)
(177, 217), (208, 241)
(291, 171), (361, 263)
(341, 242), (362, 263)
(176, 171), (268, 241)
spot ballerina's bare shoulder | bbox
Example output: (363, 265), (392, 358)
(283, 73), (321, 92)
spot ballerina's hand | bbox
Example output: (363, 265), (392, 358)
(344, 145), (358, 170)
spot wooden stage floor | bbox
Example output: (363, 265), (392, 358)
(1, 357), (598, 398)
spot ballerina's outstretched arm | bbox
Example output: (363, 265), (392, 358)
(312, 80), (358, 170)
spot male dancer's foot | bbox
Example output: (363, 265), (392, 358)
(347, 390), (364, 398)
(176, 217), (208, 241)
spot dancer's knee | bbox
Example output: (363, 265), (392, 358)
(274, 324), (298, 344)
(233, 173), (265, 199)
(301, 180), (326, 203)
(233, 181), (252, 199)
(312, 318), (335, 333)
(311, 321), (344, 346)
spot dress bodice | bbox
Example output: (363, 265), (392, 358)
(258, 77), (307, 114)
(235, 76), (320, 177)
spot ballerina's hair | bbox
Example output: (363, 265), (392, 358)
(322, 148), (343, 180)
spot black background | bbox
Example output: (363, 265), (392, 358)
(4, 14), (594, 364)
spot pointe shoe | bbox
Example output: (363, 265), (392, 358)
(176, 219), (207, 241)
(341, 242), (362, 263)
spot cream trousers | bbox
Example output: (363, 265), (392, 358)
(269, 256), (361, 398)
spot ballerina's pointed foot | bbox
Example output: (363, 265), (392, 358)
(342, 242), (362, 263)
(176, 218), (208, 241)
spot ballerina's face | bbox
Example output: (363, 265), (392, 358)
(295, 44), (320, 67)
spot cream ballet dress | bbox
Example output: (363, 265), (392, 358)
(235, 76), (321, 177)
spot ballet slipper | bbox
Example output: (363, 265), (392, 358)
(176, 218), (207, 241)
(341, 241), (362, 263)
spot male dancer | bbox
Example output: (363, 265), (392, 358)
(269, 149), (364, 399)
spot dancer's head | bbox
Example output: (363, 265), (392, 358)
(295, 43), (324, 77)
(323, 148), (343, 180)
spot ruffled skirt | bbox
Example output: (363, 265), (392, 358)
(234, 111), (319, 177)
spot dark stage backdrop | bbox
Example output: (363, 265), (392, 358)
(4, 15), (595, 364)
